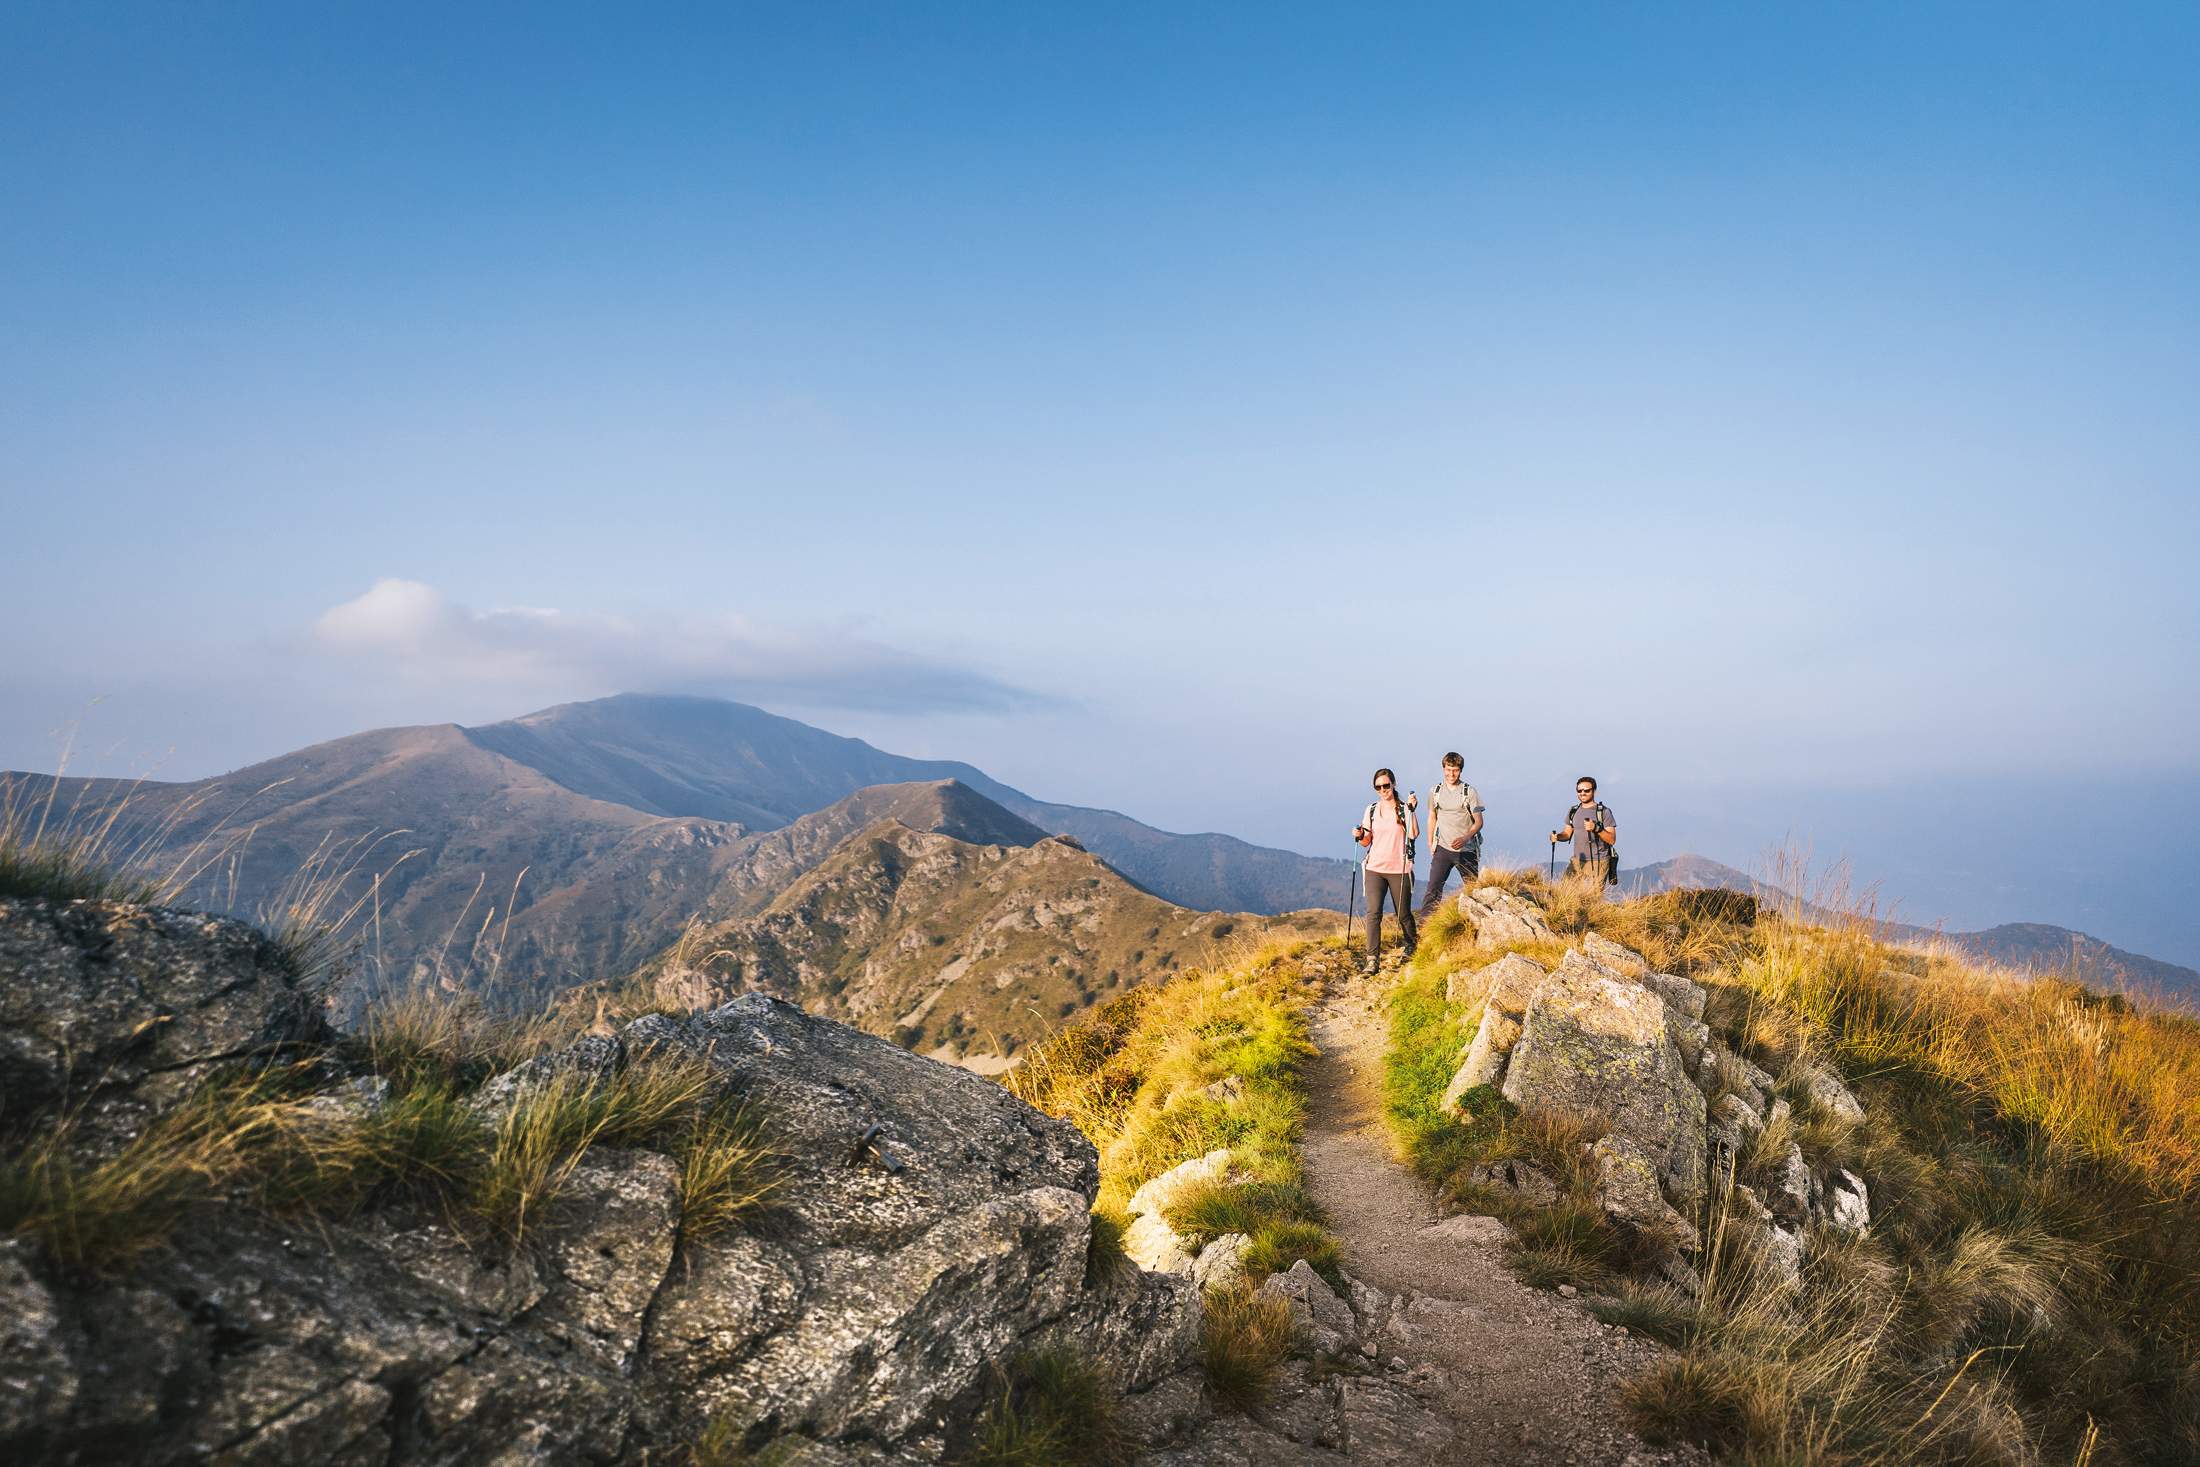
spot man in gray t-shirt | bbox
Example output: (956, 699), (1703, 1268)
(1551, 775), (1617, 883)
(1415, 752), (1486, 919)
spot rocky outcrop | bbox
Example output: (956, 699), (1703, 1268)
(1456, 887), (1557, 950)
(0, 898), (1199, 1467)
(1590, 1136), (1699, 1255)
(1137, 1265), (1461, 1464)
(1580, 931), (1645, 974)
(0, 899), (331, 1148)
(1437, 953), (1545, 1106)
(1501, 950), (1708, 1206)
(1124, 1148), (1246, 1280)
(1428, 894), (1876, 1302)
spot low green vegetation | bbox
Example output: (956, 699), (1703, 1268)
(957, 1349), (1131, 1467)
(1009, 937), (1344, 1405)
(1385, 867), (2200, 1466)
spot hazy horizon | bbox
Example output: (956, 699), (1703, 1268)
(6, 688), (2194, 973)
(5, 6), (2196, 966)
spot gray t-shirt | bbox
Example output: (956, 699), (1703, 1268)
(1564, 802), (1614, 856)
(1427, 779), (1485, 851)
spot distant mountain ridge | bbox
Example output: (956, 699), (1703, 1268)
(0, 695), (1348, 1011)
(1623, 855), (2200, 1005)
(462, 694), (1351, 913)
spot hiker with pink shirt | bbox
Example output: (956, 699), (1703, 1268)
(1351, 768), (1419, 974)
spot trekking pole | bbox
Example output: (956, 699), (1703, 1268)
(1342, 849), (1358, 941)
(1548, 833), (1556, 881)
(1403, 791), (1417, 925)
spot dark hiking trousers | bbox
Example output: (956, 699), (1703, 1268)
(1416, 843), (1479, 920)
(1363, 869), (1416, 959)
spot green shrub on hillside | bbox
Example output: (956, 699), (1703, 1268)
(1007, 940), (1343, 1289)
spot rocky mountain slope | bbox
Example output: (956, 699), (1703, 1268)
(0, 894), (1206, 1466)
(10, 859), (2191, 1462)
(467, 694), (1353, 913)
(3, 695), (1350, 995)
(478, 779), (1052, 999)
(1623, 854), (2199, 1004)
(588, 819), (1332, 1066)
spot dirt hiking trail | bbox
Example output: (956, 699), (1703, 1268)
(1298, 952), (1700, 1466)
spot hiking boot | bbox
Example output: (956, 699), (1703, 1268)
(1360, 954), (1379, 975)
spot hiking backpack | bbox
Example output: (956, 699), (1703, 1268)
(1565, 801), (1618, 885)
(1362, 797), (1416, 864)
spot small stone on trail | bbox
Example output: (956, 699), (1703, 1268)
(1556, 1283), (1578, 1298)
(1424, 1213), (1515, 1248)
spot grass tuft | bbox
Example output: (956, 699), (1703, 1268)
(959, 1349), (1130, 1467)
(0, 1080), (276, 1273)
(1622, 1354), (1756, 1450)
(1200, 1283), (1295, 1412)
(676, 1099), (786, 1243)
(1587, 1281), (1698, 1345)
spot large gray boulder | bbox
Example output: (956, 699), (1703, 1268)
(1500, 951), (1708, 1205)
(1639, 969), (1707, 1020)
(0, 901), (1199, 1466)
(1443, 951), (1547, 1013)
(0, 899), (330, 1144)
(1579, 931), (1645, 973)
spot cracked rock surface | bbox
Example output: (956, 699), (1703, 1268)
(0, 898), (1198, 1466)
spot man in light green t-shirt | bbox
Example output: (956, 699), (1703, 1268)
(1415, 752), (1485, 920)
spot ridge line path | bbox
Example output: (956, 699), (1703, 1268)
(1298, 953), (1699, 1466)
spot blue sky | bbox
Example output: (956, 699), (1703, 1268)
(5, 4), (2197, 962)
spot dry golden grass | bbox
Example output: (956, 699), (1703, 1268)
(0, 763), (273, 910)
(351, 983), (573, 1094)
(3, 1030), (782, 1271)
(1006, 940), (1342, 1289)
(1391, 871), (2200, 1464)
(1734, 912), (2200, 1194)
(1199, 1282), (1296, 1412)
(0, 1078), (292, 1273)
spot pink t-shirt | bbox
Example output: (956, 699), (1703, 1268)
(1365, 800), (1409, 875)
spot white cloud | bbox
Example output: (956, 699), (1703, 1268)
(308, 579), (1050, 714)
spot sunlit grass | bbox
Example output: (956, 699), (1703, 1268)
(1006, 939), (1341, 1287)
(1382, 869), (2200, 1465)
